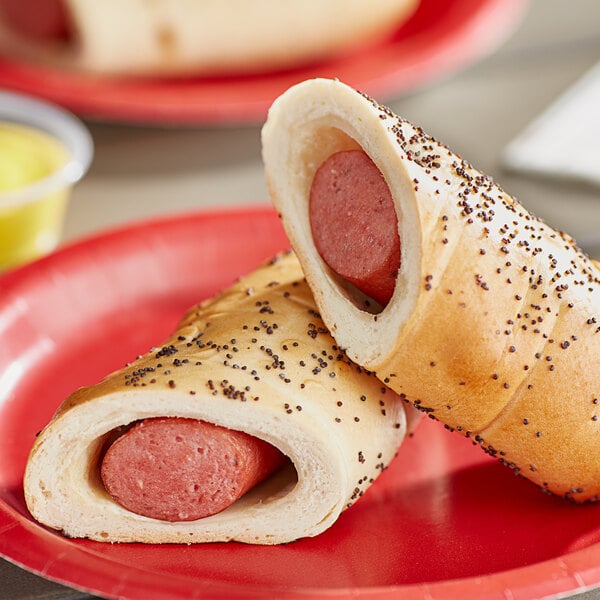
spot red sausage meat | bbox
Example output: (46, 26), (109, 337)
(309, 149), (400, 306)
(0, 0), (71, 41)
(101, 417), (287, 521)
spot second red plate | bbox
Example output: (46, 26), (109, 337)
(0, 0), (528, 124)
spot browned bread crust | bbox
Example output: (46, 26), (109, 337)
(24, 252), (417, 543)
(262, 78), (600, 502)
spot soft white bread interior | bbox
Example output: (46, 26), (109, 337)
(262, 78), (600, 501)
(24, 252), (418, 544)
(0, 0), (419, 76)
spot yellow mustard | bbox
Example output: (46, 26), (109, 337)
(0, 122), (70, 270)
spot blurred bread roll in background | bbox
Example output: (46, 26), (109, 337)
(0, 0), (419, 76)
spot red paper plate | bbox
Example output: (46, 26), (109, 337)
(0, 0), (528, 125)
(1, 206), (600, 600)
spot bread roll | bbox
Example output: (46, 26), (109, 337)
(0, 0), (419, 76)
(262, 78), (600, 501)
(24, 251), (418, 544)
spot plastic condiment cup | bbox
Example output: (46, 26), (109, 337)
(0, 89), (93, 271)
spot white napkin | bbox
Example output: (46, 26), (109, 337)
(503, 60), (600, 187)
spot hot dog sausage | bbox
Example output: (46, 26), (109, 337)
(0, 0), (71, 41)
(309, 149), (400, 306)
(101, 417), (287, 521)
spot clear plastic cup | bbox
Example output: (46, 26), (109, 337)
(0, 89), (93, 271)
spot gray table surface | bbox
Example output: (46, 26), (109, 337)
(2, 0), (600, 598)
